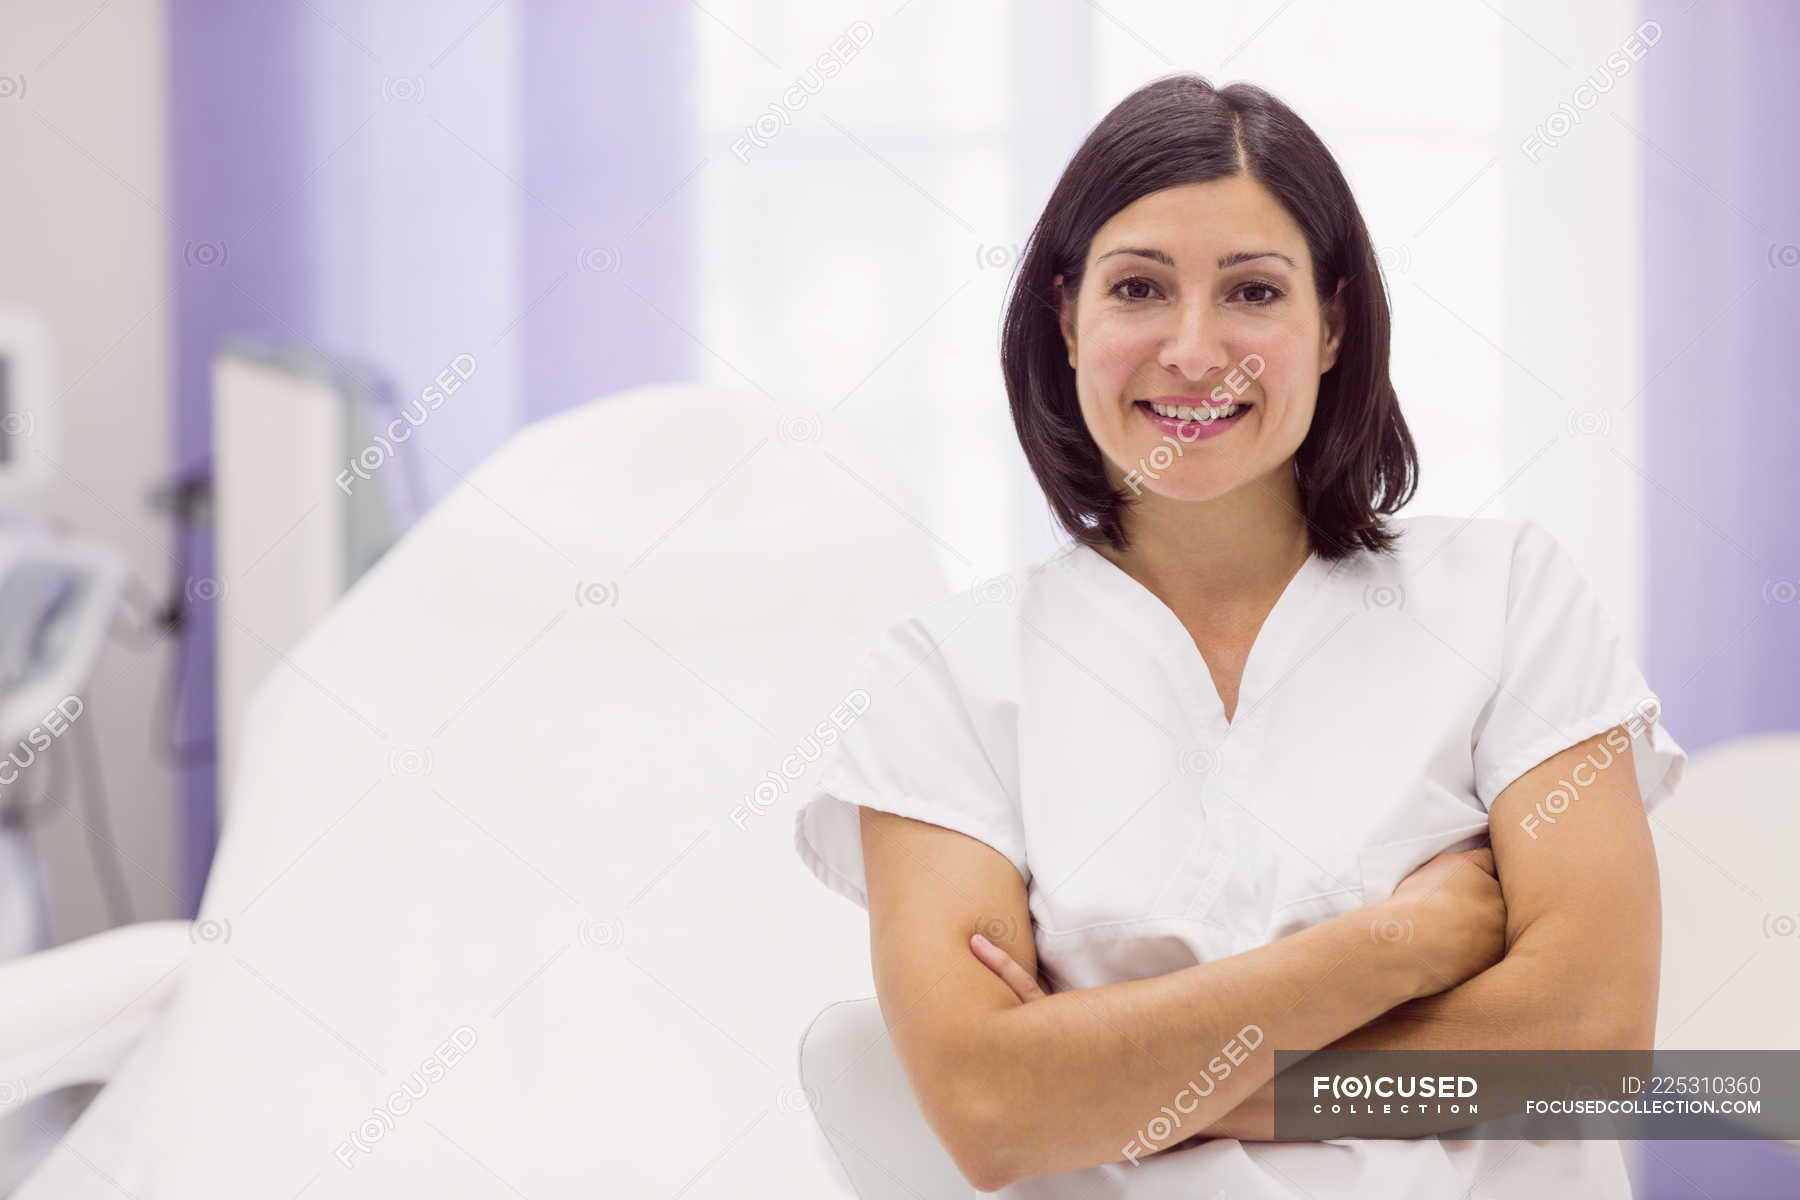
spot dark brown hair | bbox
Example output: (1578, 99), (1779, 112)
(1000, 74), (1417, 561)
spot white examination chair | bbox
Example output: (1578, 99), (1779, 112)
(1648, 733), (1800, 1143)
(800, 998), (971, 1199)
(0, 381), (954, 1197)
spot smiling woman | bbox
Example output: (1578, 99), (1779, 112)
(793, 72), (1686, 1199)
(1002, 76), (1417, 574)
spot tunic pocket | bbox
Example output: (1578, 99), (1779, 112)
(1028, 790), (1239, 936)
(1264, 883), (1367, 942)
(1251, 813), (1489, 947)
(1356, 821), (1490, 905)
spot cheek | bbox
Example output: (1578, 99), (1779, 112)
(1241, 327), (1320, 398)
(1084, 325), (1150, 382)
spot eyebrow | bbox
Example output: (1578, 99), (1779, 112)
(1094, 247), (1297, 271)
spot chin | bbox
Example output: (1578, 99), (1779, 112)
(1120, 471), (1245, 504)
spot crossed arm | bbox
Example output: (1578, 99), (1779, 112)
(862, 725), (1661, 1188)
(977, 724), (1663, 1143)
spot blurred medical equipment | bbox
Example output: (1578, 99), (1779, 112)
(0, 380), (949, 1196)
(0, 534), (128, 756)
(210, 344), (406, 813)
(0, 531), (130, 931)
(0, 308), (56, 510)
(0, 308), (130, 1194)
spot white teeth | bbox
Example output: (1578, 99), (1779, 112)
(1149, 401), (1242, 420)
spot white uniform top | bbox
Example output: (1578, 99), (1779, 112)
(794, 514), (1688, 1199)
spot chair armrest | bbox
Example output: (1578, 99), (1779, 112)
(799, 996), (974, 1199)
(0, 920), (191, 1106)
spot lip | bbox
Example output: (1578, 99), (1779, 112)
(1135, 399), (1249, 440)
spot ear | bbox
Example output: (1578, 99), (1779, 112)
(1054, 273), (1077, 369)
(1319, 280), (1347, 374)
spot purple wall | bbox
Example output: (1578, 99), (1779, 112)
(168, 3), (694, 904)
(168, 1), (315, 912)
(1643, 1), (1800, 751)
(1633, 4), (1800, 1195)
(522, 4), (695, 421)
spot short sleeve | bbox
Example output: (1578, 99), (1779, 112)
(793, 616), (1028, 912)
(1471, 520), (1687, 815)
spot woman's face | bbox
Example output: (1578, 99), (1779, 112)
(1057, 175), (1345, 506)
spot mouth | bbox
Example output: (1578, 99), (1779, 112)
(1134, 399), (1251, 436)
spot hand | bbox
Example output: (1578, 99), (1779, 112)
(1381, 846), (1507, 999)
(969, 934), (1275, 1143)
(969, 932), (1046, 1004)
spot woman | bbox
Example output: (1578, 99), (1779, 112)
(794, 74), (1685, 1197)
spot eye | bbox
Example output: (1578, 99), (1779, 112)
(1107, 277), (1286, 305)
(1107, 275), (1162, 303)
(1237, 280), (1285, 305)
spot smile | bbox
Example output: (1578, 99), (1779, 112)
(1147, 399), (1244, 420)
(1135, 400), (1250, 439)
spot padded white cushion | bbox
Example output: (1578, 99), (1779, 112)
(17, 381), (949, 1197)
(800, 997), (972, 1199)
(1651, 732), (1800, 1144)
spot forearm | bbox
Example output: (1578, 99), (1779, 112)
(1331, 925), (1659, 1054)
(1196, 943), (1631, 1141)
(972, 904), (1424, 1187)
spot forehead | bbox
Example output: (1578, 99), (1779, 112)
(1087, 176), (1307, 269)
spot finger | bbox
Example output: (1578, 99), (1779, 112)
(970, 933), (1043, 1003)
(971, 932), (1046, 1004)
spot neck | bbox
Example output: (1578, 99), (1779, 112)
(1095, 462), (1312, 619)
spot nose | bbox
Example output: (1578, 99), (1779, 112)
(1157, 295), (1230, 384)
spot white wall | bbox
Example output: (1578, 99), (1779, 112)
(694, 0), (1649, 652)
(1501, 0), (1650, 653)
(0, 0), (185, 942)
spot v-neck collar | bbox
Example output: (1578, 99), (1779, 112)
(1062, 540), (1339, 733)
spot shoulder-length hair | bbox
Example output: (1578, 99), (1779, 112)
(999, 74), (1418, 561)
